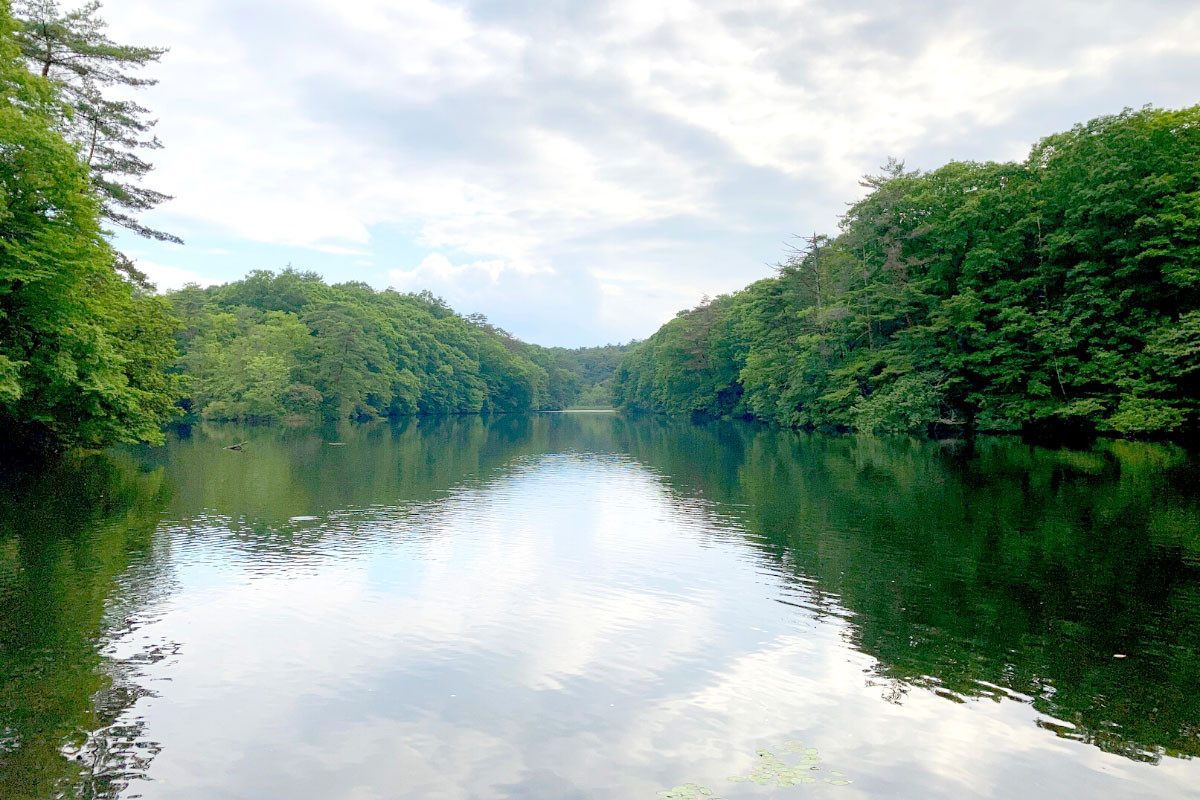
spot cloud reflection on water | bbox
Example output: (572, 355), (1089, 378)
(115, 442), (1196, 799)
(2, 416), (1197, 799)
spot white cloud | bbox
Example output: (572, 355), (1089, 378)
(308, 243), (374, 257)
(390, 253), (513, 289)
(135, 260), (222, 292)
(103, 450), (1200, 799)
(98, 0), (1200, 343)
(385, 253), (697, 343)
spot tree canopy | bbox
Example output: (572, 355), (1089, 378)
(13, 0), (175, 243)
(1, 0), (1193, 451)
(0, 0), (178, 452)
(165, 270), (631, 422)
(614, 106), (1200, 438)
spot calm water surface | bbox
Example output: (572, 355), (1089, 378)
(1, 415), (1198, 799)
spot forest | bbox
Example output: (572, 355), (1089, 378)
(1, 0), (1198, 450)
(0, 0), (625, 451)
(0, 0), (179, 451)
(165, 270), (627, 422)
(614, 106), (1200, 437)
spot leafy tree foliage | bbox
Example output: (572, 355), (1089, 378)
(529, 341), (632, 409)
(615, 106), (1200, 437)
(13, 0), (175, 242)
(0, 0), (178, 451)
(166, 270), (632, 421)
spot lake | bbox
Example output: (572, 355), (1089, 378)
(1, 414), (1197, 799)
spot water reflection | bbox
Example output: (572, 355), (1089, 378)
(0, 453), (174, 798)
(618, 426), (1200, 763)
(0, 415), (1196, 798)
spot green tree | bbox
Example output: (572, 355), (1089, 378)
(13, 0), (175, 242)
(164, 271), (638, 423)
(0, 0), (178, 450)
(616, 105), (1200, 438)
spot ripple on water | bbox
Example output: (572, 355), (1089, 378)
(1, 418), (1197, 799)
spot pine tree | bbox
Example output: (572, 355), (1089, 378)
(0, 0), (180, 450)
(13, 0), (177, 242)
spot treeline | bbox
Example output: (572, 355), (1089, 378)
(615, 106), (1200, 437)
(166, 270), (629, 422)
(0, 0), (178, 451)
(4, 0), (1196, 448)
(541, 342), (627, 409)
(0, 0), (631, 450)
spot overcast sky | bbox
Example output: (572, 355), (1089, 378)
(102, 0), (1199, 347)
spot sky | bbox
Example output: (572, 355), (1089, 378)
(100, 0), (1200, 347)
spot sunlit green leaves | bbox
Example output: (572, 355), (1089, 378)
(165, 270), (631, 423)
(0, 3), (179, 450)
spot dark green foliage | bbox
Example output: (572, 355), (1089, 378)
(0, 0), (179, 450)
(615, 106), (1200, 437)
(529, 341), (632, 409)
(166, 270), (633, 421)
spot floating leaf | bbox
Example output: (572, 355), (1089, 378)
(720, 740), (851, 790)
(654, 782), (722, 800)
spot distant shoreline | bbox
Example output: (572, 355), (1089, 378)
(543, 409), (616, 413)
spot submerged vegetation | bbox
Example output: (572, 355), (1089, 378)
(165, 270), (629, 422)
(615, 106), (1200, 437)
